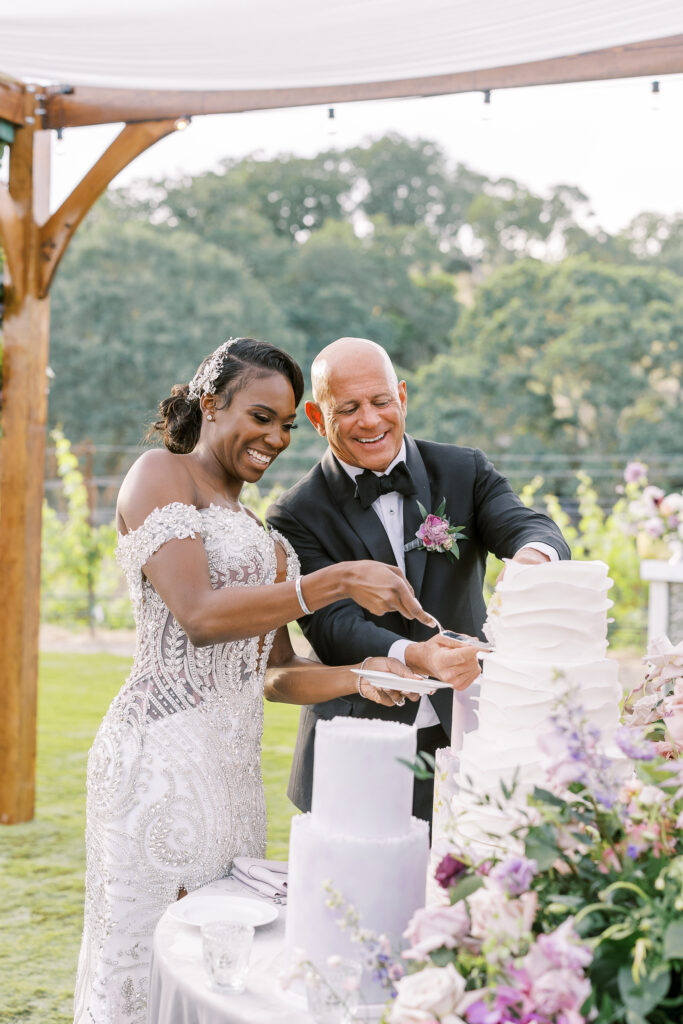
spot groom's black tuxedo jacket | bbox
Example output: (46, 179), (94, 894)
(267, 435), (570, 811)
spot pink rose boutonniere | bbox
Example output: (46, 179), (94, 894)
(404, 499), (467, 563)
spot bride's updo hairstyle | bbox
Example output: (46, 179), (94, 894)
(151, 337), (304, 454)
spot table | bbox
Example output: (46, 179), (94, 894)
(148, 877), (314, 1024)
(640, 559), (683, 643)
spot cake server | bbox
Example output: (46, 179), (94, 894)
(429, 616), (495, 652)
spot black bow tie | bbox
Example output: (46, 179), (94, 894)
(354, 462), (417, 509)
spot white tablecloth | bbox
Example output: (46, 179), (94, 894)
(148, 877), (314, 1024)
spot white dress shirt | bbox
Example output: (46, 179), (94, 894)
(336, 443), (559, 731)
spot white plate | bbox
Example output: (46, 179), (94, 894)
(350, 668), (451, 694)
(167, 891), (278, 928)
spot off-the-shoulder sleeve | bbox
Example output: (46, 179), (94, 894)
(115, 503), (205, 609)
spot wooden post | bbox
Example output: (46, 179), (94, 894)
(0, 109), (178, 824)
(0, 118), (51, 823)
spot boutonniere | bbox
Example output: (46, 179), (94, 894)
(404, 498), (467, 563)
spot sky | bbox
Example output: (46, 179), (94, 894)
(26, 71), (683, 235)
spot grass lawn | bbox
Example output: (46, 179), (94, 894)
(0, 652), (301, 1023)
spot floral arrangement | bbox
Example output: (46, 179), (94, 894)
(624, 635), (683, 758)
(618, 462), (683, 562)
(382, 659), (683, 1024)
(405, 498), (467, 563)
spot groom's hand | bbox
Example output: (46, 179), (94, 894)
(496, 546), (550, 583)
(404, 634), (481, 691)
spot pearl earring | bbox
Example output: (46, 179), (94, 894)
(207, 414), (214, 421)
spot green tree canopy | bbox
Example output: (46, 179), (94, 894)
(408, 256), (683, 457)
(49, 201), (303, 448)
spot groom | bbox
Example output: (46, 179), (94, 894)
(267, 338), (570, 820)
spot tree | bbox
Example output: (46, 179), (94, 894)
(49, 199), (304, 450)
(619, 212), (683, 277)
(280, 217), (460, 372)
(408, 256), (683, 461)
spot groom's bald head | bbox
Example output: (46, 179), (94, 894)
(306, 337), (407, 471)
(311, 338), (398, 406)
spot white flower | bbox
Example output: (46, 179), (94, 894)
(638, 785), (666, 806)
(388, 963), (467, 1022)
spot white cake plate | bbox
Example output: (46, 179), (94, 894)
(350, 668), (451, 694)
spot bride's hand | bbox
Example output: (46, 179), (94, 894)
(342, 562), (437, 628)
(356, 656), (423, 707)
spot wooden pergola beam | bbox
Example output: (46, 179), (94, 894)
(38, 119), (177, 296)
(41, 33), (683, 129)
(0, 82), (25, 125)
(0, 118), (51, 824)
(0, 113), (176, 823)
(0, 184), (25, 294)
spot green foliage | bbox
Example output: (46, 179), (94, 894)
(280, 216), (460, 371)
(41, 430), (132, 628)
(0, 652), (300, 1022)
(52, 134), (671, 457)
(49, 203), (303, 448)
(408, 256), (683, 462)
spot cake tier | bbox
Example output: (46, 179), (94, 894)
(286, 813), (429, 1001)
(484, 559), (613, 663)
(476, 656), (622, 737)
(311, 718), (417, 839)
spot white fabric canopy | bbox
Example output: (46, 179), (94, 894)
(2, 0), (683, 92)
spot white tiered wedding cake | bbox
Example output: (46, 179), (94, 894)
(432, 559), (622, 858)
(286, 718), (430, 1000)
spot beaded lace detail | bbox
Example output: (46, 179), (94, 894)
(74, 502), (298, 1024)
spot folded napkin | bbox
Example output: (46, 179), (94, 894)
(230, 857), (288, 903)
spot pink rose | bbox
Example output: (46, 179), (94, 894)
(530, 968), (592, 1014)
(403, 902), (470, 960)
(468, 888), (537, 946)
(524, 919), (592, 975)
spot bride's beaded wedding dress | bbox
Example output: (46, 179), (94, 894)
(74, 502), (298, 1024)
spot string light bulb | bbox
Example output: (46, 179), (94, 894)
(326, 107), (337, 136)
(55, 126), (65, 156)
(651, 80), (661, 112)
(174, 116), (191, 131)
(482, 89), (492, 122)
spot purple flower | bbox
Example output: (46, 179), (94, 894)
(417, 514), (451, 548)
(624, 461), (648, 484)
(489, 856), (538, 897)
(614, 725), (657, 761)
(435, 853), (467, 889)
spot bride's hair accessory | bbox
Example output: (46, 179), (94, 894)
(187, 338), (237, 401)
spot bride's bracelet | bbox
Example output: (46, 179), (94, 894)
(357, 657), (371, 697)
(295, 576), (312, 616)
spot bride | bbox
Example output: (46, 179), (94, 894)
(74, 337), (430, 1024)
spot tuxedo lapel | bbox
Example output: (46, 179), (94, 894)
(320, 450), (397, 566)
(402, 436), (430, 596)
